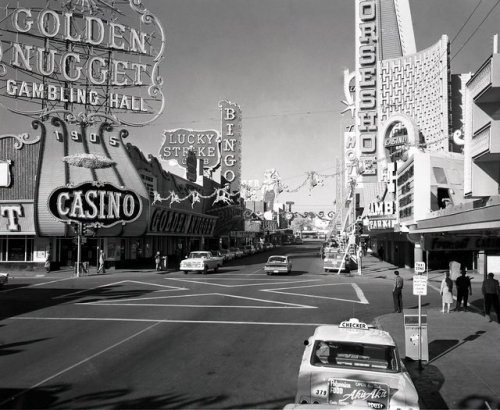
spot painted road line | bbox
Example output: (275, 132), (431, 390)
(263, 283), (369, 304)
(78, 292), (316, 308)
(164, 278), (320, 288)
(13, 316), (330, 326)
(53, 280), (188, 299)
(0, 322), (161, 408)
(1, 277), (74, 293)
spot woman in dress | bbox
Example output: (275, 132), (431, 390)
(440, 271), (454, 313)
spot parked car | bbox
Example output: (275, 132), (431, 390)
(294, 237), (303, 245)
(264, 255), (292, 275)
(263, 242), (273, 250)
(294, 318), (419, 409)
(323, 250), (357, 273)
(218, 249), (234, 262)
(243, 244), (256, 255)
(0, 273), (8, 288)
(230, 247), (244, 258)
(210, 250), (225, 265)
(180, 251), (223, 274)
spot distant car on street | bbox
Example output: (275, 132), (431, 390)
(180, 251), (223, 274)
(230, 247), (244, 258)
(0, 273), (8, 288)
(264, 255), (292, 275)
(323, 251), (356, 273)
(218, 249), (234, 262)
(293, 318), (419, 409)
(243, 244), (256, 255)
(294, 237), (303, 245)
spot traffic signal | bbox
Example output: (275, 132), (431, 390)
(355, 220), (364, 235)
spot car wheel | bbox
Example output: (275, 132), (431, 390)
(324, 269), (328, 272)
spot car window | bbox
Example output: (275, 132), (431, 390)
(268, 257), (286, 263)
(311, 341), (399, 373)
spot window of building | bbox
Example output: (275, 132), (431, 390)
(0, 237), (34, 261)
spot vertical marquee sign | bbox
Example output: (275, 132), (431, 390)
(219, 99), (242, 193)
(355, 0), (378, 181)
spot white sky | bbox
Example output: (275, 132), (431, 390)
(1, 0), (499, 212)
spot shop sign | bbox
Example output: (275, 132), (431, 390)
(48, 182), (142, 227)
(368, 201), (395, 216)
(424, 235), (500, 251)
(355, 0), (378, 178)
(0, 203), (26, 231)
(219, 100), (242, 191)
(368, 218), (396, 230)
(149, 207), (215, 236)
(0, 1), (165, 126)
(159, 129), (220, 170)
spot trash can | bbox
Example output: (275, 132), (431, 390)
(162, 256), (168, 270)
(403, 309), (428, 361)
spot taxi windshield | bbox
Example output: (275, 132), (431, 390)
(312, 341), (399, 373)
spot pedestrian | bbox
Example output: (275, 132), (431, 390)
(155, 251), (162, 271)
(378, 245), (384, 261)
(357, 246), (363, 275)
(482, 272), (500, 323)
(44, 252), (51, 273)
(440, 272), (454, 313)
(455, 270), (472, 311)
(393, 270), (403, 313)
(97, 250), (105, 274)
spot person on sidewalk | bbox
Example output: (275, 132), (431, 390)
(155, 251), (162, 271)
(440, 272), (454, 313)
(357, 246), (363, 275)
(455, 270), (472, 311)
(393, 270), (403, 313)
(482, 272), (500, 323)
(97, 250), (105, 274)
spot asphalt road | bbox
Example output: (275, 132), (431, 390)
(0, 242), (442, 409)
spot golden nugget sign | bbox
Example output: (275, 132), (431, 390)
(0, 1), (165, 126)
(48, 182), (142, 227)
(355, 0), (378, 178)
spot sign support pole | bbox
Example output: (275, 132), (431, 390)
(76, 223), (81, 277)
(418, 290), (422, 370)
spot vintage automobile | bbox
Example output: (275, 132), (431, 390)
(230, 247), (244, 258)
(264, 255), (292, 275)
(0, 273), (8, 288)
(323, 250), (357, 273)
(294, 318), (419, 409)
(180, 251), (223, 274)
(218, 249), (234, 262)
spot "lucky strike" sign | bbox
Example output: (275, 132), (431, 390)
(48, 182), (142, 228)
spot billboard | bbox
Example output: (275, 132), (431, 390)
(0, 0), (165, 127)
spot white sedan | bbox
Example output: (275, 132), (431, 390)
(293, 318), (419, 409)
(264, 255), (292, 275)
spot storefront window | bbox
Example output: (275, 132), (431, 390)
(6, 237), (34, 261)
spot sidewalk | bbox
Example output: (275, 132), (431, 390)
(362, 254), (500, 410)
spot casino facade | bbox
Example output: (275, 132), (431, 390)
(343, 0), (500, 273)
(0, 1), (250, 271)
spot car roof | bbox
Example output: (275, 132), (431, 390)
(312, 324), (395, 346)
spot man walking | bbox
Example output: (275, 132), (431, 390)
(482, 272), (500, 322)
(393, 270), (404, 313)
(455, 270), (472, 311)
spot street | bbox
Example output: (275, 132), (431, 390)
(0, 242), (447, 409)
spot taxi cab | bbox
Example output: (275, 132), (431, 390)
(294, 319), (419, 409)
